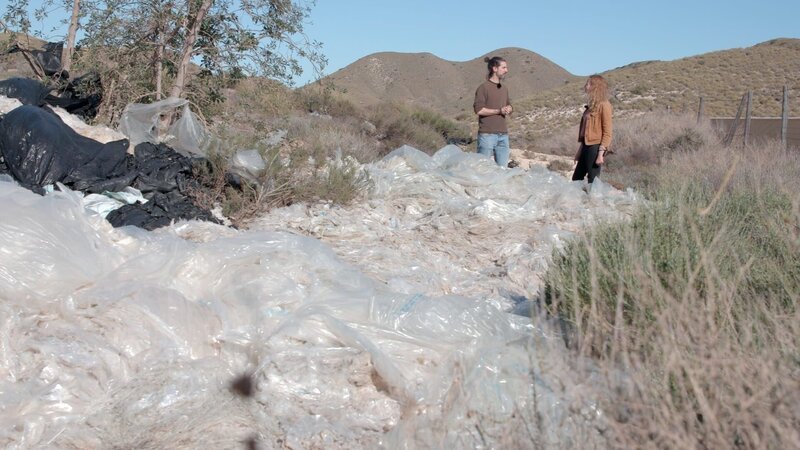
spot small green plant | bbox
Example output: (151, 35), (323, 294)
(291, 157), (372, 205)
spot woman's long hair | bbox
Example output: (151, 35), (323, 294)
(587, 74), (609, 111)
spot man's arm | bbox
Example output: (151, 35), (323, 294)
(477, 107), (503, 116)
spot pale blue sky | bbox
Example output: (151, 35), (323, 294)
(299, 0), (799, 85)
(17, 0), (800, 86)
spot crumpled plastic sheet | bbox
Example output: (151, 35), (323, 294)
(0, 144), (639, 448)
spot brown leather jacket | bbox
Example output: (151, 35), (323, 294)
(579, 100), (613, 148)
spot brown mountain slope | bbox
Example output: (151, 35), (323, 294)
(514, 38), (800, 139)
(315, 47), (577, 116)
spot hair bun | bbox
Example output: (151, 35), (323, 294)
(484, 56), (491, 63)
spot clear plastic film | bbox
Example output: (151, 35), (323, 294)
(0, 142), (640, 448)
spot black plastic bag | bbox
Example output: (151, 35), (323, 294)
(106, 190), (218, 230)
(0, 105), (129, 189)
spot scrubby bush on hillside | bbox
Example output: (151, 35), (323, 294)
(368, 102), (469, 155)
(295, 84), (360, 118)
(283, 114), (380, 165)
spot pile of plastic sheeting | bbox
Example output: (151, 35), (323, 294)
(0, 100), (217, 229)
(0, 144), (640, 448)
(255, 145), (640, 305)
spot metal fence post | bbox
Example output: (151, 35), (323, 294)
(697, 96), (704, 124)
(781, 85), (789, 150)
(744, 91), (753, 147)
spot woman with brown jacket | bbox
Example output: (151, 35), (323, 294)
(573, 74), (613, 188)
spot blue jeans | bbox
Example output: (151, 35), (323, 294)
(477, 133), (510, 167)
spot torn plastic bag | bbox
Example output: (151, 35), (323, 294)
(0, 105), (130, 190)
(35, 42), (66, 77)
(164, 104), (208, 157)
(229, 149), (266, 185)
(6, 41), (65, 77)
(118, 97), (187, 149)
(118, 98), (208, 157)
(15, 42), (65, 77)
(0, 77), (51, 105)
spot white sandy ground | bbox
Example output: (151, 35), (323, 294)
(0, 103), (642, 448)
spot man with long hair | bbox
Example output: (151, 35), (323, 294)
(473, 56), (512, 167)
(573, 74), (613, 188)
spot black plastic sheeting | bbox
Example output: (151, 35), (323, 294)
(106, 189), (217, 231)
(1, 76), (103, 120)
(0, 77), (52, 106)
(0, 105), (129, 191)
(46, 73), (103, 119)
(7, 41), (66, 78)
(0, 105), (219, 230)
(103, 142), (218, 230)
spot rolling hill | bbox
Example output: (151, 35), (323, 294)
(513, 38), (800, 139)
(313, 47), (577, 116)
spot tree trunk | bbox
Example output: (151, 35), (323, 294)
(168, 0), (213, 99)
(154, 28), (164, 100)
(62, 0), (80, 75)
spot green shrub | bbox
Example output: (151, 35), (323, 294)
(411, 108), (471, 144)
(545, 182), (798, 346)
(189, 121), (371, 226)
(367, 102), (471, 155)
(291, 157), (372, 205)
(295, 83), (359, 118)
(367, 102), (443, 154)
(542, 141), (800, 449)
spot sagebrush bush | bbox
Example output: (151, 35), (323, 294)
(283, 114), (380, 164)
(367, 102), (458, 155)
(291, 156), (372, 205)
(411, 108), (471, 144)
(295, 83), (360, 118)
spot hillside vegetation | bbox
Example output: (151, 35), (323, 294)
(514, 39), (800, 141)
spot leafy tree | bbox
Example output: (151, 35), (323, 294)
(4, 0), (326, 123)
(78, 0), (326, 122)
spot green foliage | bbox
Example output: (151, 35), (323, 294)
(53, 0), (327, 123)
(291, 157), (372, 205)
(411, 108), (471, 143)
(544, 178), (799, 353)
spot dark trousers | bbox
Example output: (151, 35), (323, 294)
(572, 143), (601, 183)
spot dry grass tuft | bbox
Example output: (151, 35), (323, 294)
(543, 132), (800, 449)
